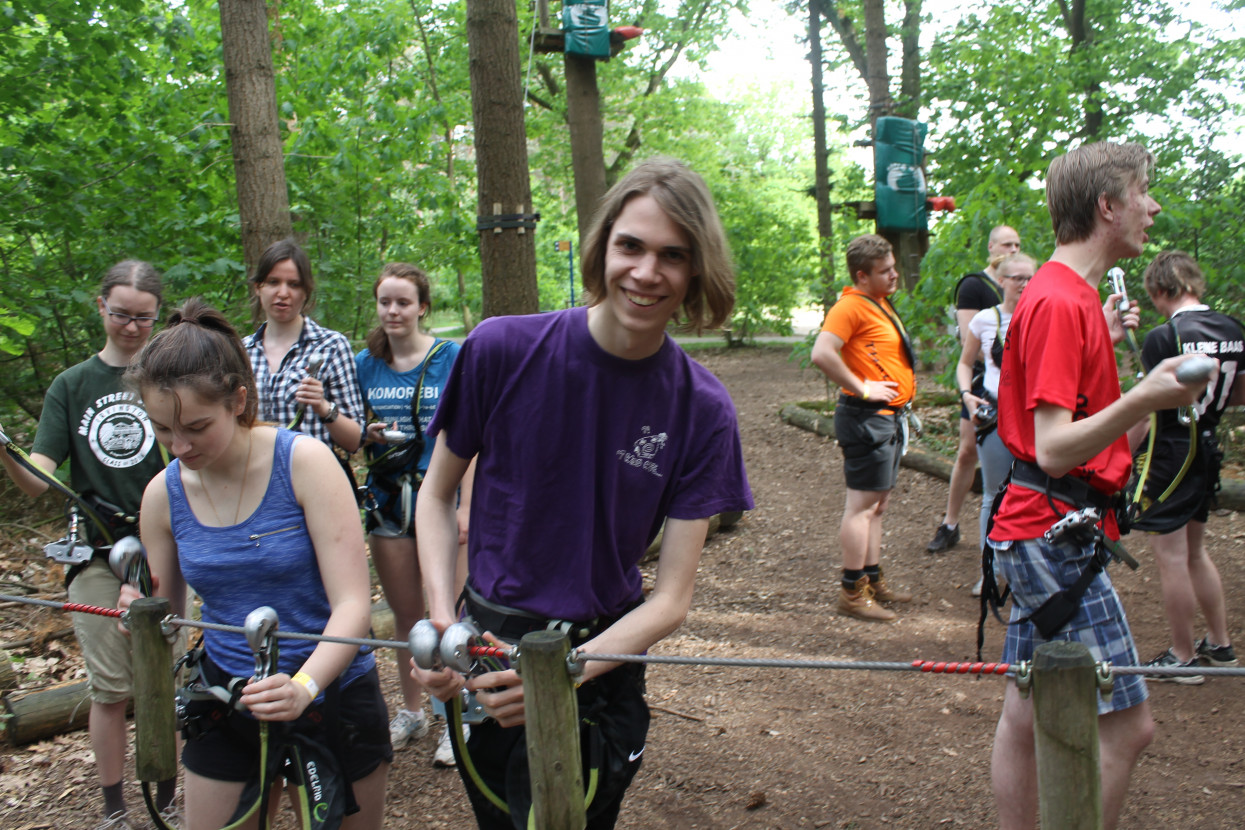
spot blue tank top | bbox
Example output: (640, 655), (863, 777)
(167, 428), (372, 686)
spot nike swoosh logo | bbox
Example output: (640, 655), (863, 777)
(628, 747), (645, 762)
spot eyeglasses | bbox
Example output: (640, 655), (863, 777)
(102, 298), (159, 328)
(1002, 274), (1031, 284)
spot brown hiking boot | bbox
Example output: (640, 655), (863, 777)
(837, 577), (897, 622)
(870, 566), (912, 603)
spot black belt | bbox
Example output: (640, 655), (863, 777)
(837, 394), (894, 412)
(1010, 460), (1113, 512)
(461, 584), (636, 647)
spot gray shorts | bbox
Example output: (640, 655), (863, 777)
(69, 558), (133, 704)
(834, 405), (903, 491)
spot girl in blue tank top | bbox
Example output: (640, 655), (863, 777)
(122, 299), (389, 830)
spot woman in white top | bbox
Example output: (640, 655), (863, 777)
(956, 252), (1035, 594)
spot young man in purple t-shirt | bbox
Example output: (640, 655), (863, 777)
(414, 157), (754, 829)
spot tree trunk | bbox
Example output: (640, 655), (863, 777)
(219, 0), (293, 274)
(862, 0), (892, 126)
(564, 54), (608, 246)
(897, 0), (922, 118)
(1058, 0), (1103, 138)
(808, 2), (835, 311)
(466, 0), (539, 320)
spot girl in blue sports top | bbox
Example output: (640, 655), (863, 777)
(354, 262), (467, 760)
(124, 299), (389, 830)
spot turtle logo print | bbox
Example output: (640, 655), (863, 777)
(616, 426), (667, 478)
(81, 394), (155, 469)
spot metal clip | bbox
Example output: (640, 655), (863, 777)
(160, 613), (179, 644)
(244, 606), (280, 681)
(1096, 662), (1115, 700)
(566, 647), (585, 679)
(1043, 507), (1101, 545)
(44, 505), (94, 566)
(1014, 661), (1032, 698)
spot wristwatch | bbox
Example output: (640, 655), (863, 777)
(320, 401), (340, 424)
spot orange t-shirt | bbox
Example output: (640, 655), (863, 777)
(821, 286), (916, 408)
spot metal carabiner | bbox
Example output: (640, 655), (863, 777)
(244, 606), (280, 681)
(1095, 661), (1115, 701)
(1014, 661), (1032, 699)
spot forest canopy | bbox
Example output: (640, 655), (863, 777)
(1, 0), (1242, 421)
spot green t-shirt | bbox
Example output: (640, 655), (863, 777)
(31, 355), (163, 516)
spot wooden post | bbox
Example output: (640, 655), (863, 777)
(1031, 640), (1102, 830)
(521, 629), (585, 829)
(129, 597), (178, 783)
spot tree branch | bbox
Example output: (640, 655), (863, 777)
(814, 0), (868, 84)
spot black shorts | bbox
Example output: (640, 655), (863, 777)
(834, 404), (903, 491)
(182, 660), (393, 783)
(959, 366), (987, 420)
(453, 662), (649, 830)
(1131, 431), (1221, 533)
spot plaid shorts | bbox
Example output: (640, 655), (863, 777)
(989, 535), (1147, 714)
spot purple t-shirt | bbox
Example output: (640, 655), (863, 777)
(429, 306), (753, 620)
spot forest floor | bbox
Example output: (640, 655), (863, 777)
(2, 344), (1245, 829)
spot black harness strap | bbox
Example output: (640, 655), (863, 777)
(848, 292), (915, 369)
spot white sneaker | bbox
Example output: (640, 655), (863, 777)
(971, 576), (984, 597)
(390, 708), (429, 750)
(157, 796), (183, 828)
(93, 811), (133, 830)
(434, 722), (469, 767)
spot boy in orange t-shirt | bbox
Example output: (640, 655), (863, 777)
(811, 234), (916, 621)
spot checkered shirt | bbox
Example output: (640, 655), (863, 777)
(243, 317), (364, 449)
(990, 535), (1147, 714)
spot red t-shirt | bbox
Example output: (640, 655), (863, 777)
(992, 261), (1131, 540)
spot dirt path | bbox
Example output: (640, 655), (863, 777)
(3, 345), (1244, 828)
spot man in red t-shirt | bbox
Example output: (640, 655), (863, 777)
(988, 143), (1208, 830)
(812, 234), (916, 622)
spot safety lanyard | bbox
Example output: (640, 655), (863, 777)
(366, 339), (450, 469)
(1129, 322), (1198, 518)
(850, 292), (915, 368)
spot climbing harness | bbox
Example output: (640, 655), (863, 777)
(0, 425), (166, 588)
(409, 617), (608, 828)
(363, 340), (451, 534)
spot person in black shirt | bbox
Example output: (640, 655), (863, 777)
(927, 225), (1020, 555)
(1133, 251), (1244, 680)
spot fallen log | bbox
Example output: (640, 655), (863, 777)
(2, 679), (93, 745)
(780, 404), (982, 493)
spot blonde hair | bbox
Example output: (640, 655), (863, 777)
(991, 252), (1037, 276)
(1046, 142), (1153, 245)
